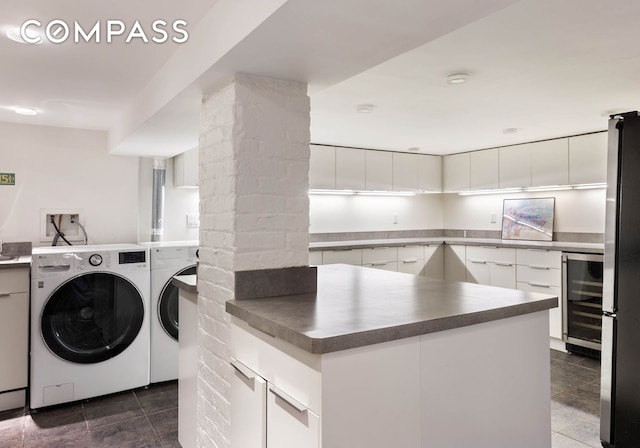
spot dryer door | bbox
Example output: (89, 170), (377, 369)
(41, 272), (145, 364)
(158, 265), (196, 341)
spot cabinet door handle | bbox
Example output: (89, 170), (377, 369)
(0, 293), (11, 298)
(269, 385), (307, 414)
(530, 265), (551, 270)
(469, 260), (487, 264)
(230, 358), (255, 381)
(528, 282), (551, 288)
(480, 246), (498, 249)
(494, 262), (513, 267)
(371, 262), (388, 266)
(527, 249), (549, 252)
(402, 259), (418, 264)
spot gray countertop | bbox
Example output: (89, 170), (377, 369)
(172, 274), (198, 294)
(226, 264), (557, 354)
(0, 255), (31, 269)
(309, 237), (604, 254)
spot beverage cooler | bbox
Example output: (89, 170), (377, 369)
(562, 253), (604, 354)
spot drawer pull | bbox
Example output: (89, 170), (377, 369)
(0, 293), (11, 298)
(528, 282), (550, 288)
(527, 249), (549, 253)
(530, 265), (551, 270)
(230, 359), (255, 381)
(270, 385), (307, 414)
(402, 259), (418, 264)
(494, 262), (513, 267)
(371, 262), (388, 266)
(480, 246), (498, 249)
(469, 260), (487, 264)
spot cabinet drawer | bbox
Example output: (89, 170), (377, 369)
(490, 263), (516, 289)
(362, 247), (398, 264)
(397, 259), (425, 275)
(308, 251), (323, 266)
(517, 282), (562, 339)
(363, 261), (398, 272)
(516, 249), (561, 269)
(466, 246), (515, 264)
(267, 384), (320, 448)
(322, 249), (362, 266)
(398, 246), (424, 261)
(516, 266), (561, 287)
(0, 269), (29, 294)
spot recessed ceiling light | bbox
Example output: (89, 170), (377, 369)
(15, 107), (38, 116)
(446, 73), (470, 85)
(356, 104), (374, 114)
(6, 27), (41, 44)
(502, 128), (519, 134)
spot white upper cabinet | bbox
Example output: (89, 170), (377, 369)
(568, 132), (607, 185)
(530, 138), (569, 187)
(309, 145), (336, 189)
(469, 148), (499, 190)
(365, 150), (393, 191)
(499, 144), (532, 188)
(392, 153), (419, 192)
(336, 147), (365, 190)
(418, 155), (442, 192)
(443, 153), (470, 192)
(174, 147), (199, 188)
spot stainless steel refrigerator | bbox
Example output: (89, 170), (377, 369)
(601, 111), (640, 447)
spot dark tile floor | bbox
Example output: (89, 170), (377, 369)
(0, 381), (179, 448)
(550, 349), (602, 448)
(0, 350), (602, 448)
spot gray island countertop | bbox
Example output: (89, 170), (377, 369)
(226, 264), (557, 354)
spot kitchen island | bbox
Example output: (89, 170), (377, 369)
(225, 264), (557, 448)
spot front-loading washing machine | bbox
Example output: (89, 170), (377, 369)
(140, 241), (198, 383)
(30, 244), (150, 409)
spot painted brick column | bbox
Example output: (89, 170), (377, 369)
(197, 74), (310, 447)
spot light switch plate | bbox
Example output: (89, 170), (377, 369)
(187, 214), (200, 228)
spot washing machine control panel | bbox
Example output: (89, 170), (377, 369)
(89, 254), (103, 266)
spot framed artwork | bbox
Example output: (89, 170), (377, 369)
(501, 197), (555, 241)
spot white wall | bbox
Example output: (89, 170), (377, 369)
(310, 194), (443, 233)
(443, 188), (606, 233)
(137, 157), (200, 242)
(0, 122), (139, 246)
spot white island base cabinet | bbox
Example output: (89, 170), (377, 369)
(230, 311), (551, 448)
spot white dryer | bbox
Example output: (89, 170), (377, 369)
(30, 244), (150, 409)
(141, 241), (198, 383)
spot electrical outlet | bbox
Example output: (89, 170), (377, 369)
(393, 213), (398, 225)
(187, 214), (200, 228)
(490, 211), (497, 223)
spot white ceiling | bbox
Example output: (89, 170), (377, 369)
(2, 0), (640, 156)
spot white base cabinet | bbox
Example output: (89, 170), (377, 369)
(0, 268), (29, 411)
(230, 310), (551, 448)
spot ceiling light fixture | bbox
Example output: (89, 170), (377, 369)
(15, 107), (38, 116)
(502, 128), (519, 134)
(6, 27), (41, 44)
(446, 73), (470, 85)
(356, 104), (374, 114)
(408, 147), (420, 152)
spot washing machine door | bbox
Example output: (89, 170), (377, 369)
(158, 265), (196, 341)
(41, 272), (145, 364)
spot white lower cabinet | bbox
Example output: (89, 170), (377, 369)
(465, 247), (516, 289)
(267, 385), (320, 448)
(322, 249), (362, 265)
(398, 246), (425, 275)
(230, 359), (267, 448)
(444, 245), (466, 282)
(516, 249), (562, 340)
(422, 245), (444, 279)
(308, 251), (323, 266)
